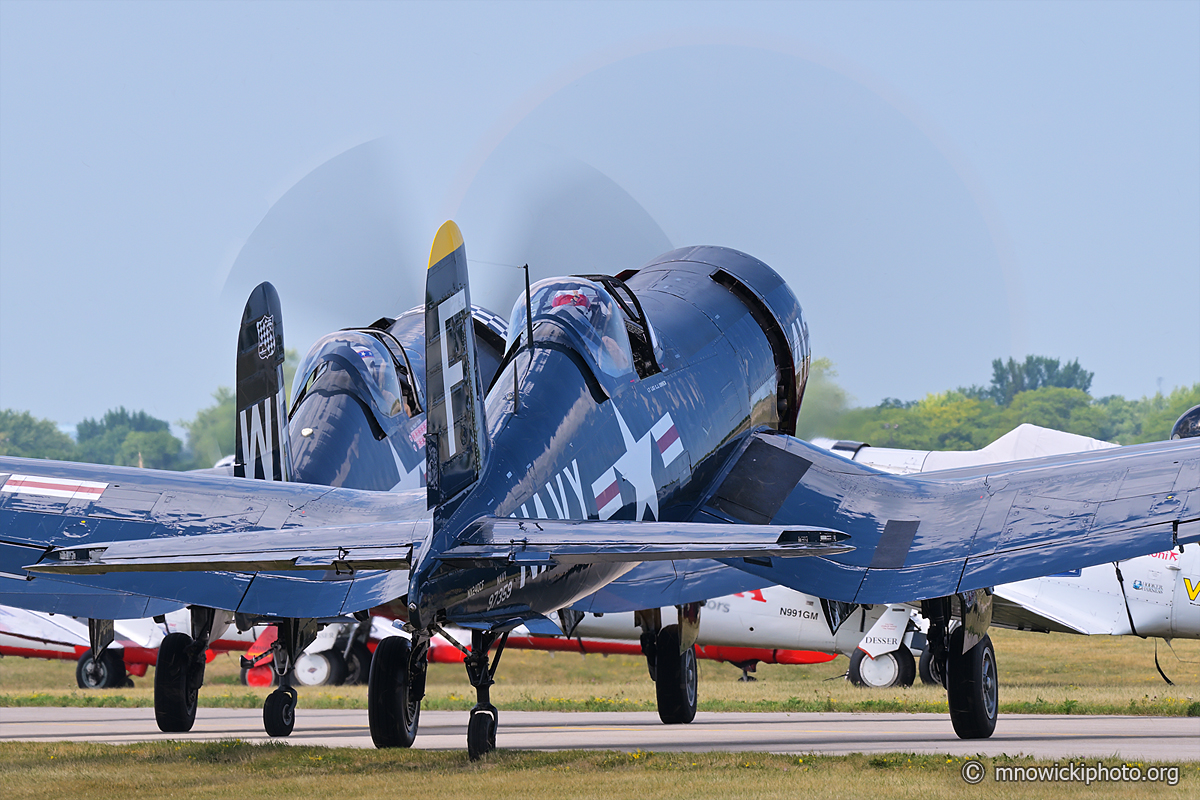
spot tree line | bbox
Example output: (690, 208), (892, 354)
(0, 351), (296, 470)
(796, 356), (1199, 449)
(1, 354), (1196, 467)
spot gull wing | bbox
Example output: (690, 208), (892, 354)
(696, 433), (1200, 604)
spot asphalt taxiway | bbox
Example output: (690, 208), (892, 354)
(2, 709), (1197, 760)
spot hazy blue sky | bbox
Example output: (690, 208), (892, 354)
(1, 1), (1197, 435)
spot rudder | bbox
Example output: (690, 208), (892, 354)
(424, 221), (487, 508)
(235, 282), (292, 481)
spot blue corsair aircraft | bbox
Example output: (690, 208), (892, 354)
(0, 268), (511, 731)
(2, 221), (1197, 756)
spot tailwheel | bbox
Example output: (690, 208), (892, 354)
(467, 704), (498, 761)
(655, 624), (698, 724)
(263, 685), (298, 737)
(154, 632), (203, 733)
(461, 628), (507, 760)
(946, 627), (998, 739)
(368, 636), (423, 748)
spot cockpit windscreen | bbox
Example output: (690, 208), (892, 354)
(505, 278), (636, 378)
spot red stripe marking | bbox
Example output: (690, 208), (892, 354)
(595, 481), (621, 509)
(5, 477), (104, 495)
(656, 425), (679, 452)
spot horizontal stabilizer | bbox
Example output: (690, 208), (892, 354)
(989, 585), (1111, 635)
(437, 517), (851, 566)
(26, 520), (432, 575)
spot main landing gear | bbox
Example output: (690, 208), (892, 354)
(636, 603), (701, 725)
(368, 635), (427, 748)
(923, 593), (998, 740)
(155, 608), (228, 733)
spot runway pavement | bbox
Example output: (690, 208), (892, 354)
(2, 708), (1197, 760)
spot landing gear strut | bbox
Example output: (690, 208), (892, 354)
(463, 629), (508, 760)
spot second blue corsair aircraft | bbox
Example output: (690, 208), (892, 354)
(5, 222), (1198, 757)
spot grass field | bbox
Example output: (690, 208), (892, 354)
(3, 628), (1198, 798)
(3, 627), (1198, 716)
(0, 741), (1194, 800)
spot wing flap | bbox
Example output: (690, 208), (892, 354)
(25, 520), (431, 575)
(438, 517), (851, 566)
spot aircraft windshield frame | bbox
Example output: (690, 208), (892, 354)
(292, 331), (411, 418)
(505, 277), (636, 379)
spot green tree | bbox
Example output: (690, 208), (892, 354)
(75, 407), (184, 469)
(998, 387), (1097, 438)
(988, 355), (1093, 406)
(0, 409), (76, 460)
(796, 358), (852, 439)
(1118, 384), (1200, 444)
(120, 429), (183, 469)
(178, 349), (296, 469)
(180, 387), (236, 469)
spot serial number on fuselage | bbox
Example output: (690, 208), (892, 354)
(779, 607), (820, 620)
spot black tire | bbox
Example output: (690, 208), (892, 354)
(76, 649), (126, 689)
(155, 632), (199, 733)
(324, 649), (348, 686)
(946, 628), (998, 740)
(344, 642), (373, 685)
(263, 687), (297, 737)
(655, 625), (698, 724)
(368, 637), (421, 748)
(467, 706), (497, 761)
(848, 645), (916, 688)
(639, 629), (658, 682)
(918, 647), (944, 687)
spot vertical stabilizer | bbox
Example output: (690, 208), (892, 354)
(235, 282), (292, 481)
(425, 221), (487, 508)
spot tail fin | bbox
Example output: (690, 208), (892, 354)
(425, 221), (487, 508)
(235, 282), (292, 481)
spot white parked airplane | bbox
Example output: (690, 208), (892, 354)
(557, 425), (1199, 693)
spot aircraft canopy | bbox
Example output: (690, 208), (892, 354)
(293, 331), (410, 417)
(505, 277), (635, 379)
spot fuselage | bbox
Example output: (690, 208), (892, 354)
(409, 247), (810, 628)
